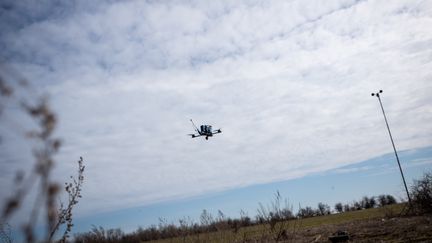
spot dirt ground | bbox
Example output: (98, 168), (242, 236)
(286, 215), (432, 242)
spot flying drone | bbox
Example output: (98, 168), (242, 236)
(188, 119), (222, 140)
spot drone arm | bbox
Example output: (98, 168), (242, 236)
(188, 133), (202, 138)
(190, 119), (200, 133)
(212, 129), (222, 134)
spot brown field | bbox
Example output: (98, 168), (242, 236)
(152, 204), (432, 242)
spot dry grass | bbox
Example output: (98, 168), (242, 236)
(150, 204), (420, 243)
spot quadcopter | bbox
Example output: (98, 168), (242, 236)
(188, 119), (222, 140)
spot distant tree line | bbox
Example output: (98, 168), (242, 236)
(74, 210), (255, 242)
(295, 194), (397, 218)
(333, 194), (397, 214)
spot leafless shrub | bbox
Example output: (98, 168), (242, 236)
(362, 196), (376, 209)
(199, 209), (214, 229)
(158, 217), (178, 239)
(133, 225), (160, 241)
(378, 194), (397, 207)
(296, 206), (317, 218)
(0, 71), (60, 242)
(342, 204), (351, 212)
(214, 210), (228, 231)
(334, 202), (343, 213)
(74, 225), (124, 243)
(230, 209), (252, 236)
(257, 191), (297, 242)
(50, 157), (85, 242)
(177, 216), (193, 242)
(353, 201), (362, 210)
(2, 96), (62, 243)
(317, 202), (331, 215)
(0, 67), (85, 242)
(410, 171), (432, 214)
(239, 210), (251, 227)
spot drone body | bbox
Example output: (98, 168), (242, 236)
(188, 119), (222, 140)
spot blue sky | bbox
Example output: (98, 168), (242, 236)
(1, 0), (432, 239)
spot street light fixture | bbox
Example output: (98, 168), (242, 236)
(371, 90), (411, 203)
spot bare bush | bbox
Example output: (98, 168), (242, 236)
(214, 210), (231, 233)
(343, 204), (351, 212)
(74, 226), (124, 243)
(239, 209), (251, 227)
(353, 201), (362, 210)
(297, 206), (316, 218)
(378, 194), (397, 207)
(178, 216), (193, 241)
(334, 202), (343, 213)
(257, 191), (296, 241)
(317, 202), (331, 215)
(50, 157), (85, 242)
(360, 196), (376, 209)
(0, 68), (85, 242)
(199, 209), (214, 229)
(411, 171), (432, 214)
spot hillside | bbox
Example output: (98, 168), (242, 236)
(152, 204), (432, 242)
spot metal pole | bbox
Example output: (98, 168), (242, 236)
(372, 90), (411, 203)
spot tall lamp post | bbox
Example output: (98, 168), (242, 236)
(371, 90), (411, 203)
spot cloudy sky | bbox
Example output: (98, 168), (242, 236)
(1, 0), (432, 235)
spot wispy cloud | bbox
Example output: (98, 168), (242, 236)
(332, 165), (374, 174)
(407, 158), (432, 167)
(1, 0), (432, 217)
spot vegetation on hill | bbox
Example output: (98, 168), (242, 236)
(73, 171), (432, 243)
(73, 194), (401, 242)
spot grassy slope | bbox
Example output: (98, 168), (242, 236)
(151, 203), (406, 243)
(292, 203), (405, 228)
